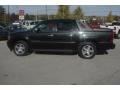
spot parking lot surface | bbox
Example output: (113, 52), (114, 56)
(0, 40), (120, 85)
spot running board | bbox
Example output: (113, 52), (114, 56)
(33, 49), (75, 52)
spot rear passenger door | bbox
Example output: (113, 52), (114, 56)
(52, 20), (78, 50)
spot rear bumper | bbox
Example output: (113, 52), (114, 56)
(97, 42), (115, 50)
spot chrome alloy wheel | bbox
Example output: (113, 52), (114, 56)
(14, 43), (26, 55)
(81, 45), (95, 58)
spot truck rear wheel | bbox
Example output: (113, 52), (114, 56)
(78, 42), (96, 59)
(13, 41), (29, 56)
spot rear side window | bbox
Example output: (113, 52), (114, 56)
(57, 21), (78, 32)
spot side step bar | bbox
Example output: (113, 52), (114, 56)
(33, 49), (75, 52)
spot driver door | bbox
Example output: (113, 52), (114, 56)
(29, 21), (57, 50)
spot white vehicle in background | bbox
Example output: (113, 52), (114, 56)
(12, 22), (20, 26)
(80, 19), (86, 23)
(100, 22), (120, 39)
(100, 22), (112, 28)
(22, 20), (38, 30)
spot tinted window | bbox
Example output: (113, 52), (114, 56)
(34, 21), (57, 33)
(57, 21), (78, 32)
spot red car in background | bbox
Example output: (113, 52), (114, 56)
(87, 20), (102, 29)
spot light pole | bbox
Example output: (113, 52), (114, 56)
(45, 5), (48, 20)
(36, 8), (38, 21)
(8, 5), (10, 25)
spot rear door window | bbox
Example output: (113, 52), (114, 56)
(57, 21), (78, 32)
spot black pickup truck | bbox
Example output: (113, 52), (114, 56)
(7, 19), (115, 59)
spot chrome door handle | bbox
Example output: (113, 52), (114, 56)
(47, 34), (54, 37)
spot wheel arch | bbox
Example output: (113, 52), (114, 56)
(7, 39), (31, 51)
(77, 41), (97, 59)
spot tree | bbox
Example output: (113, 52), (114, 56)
(73, 6), (84, 20)
(10, 13), (18, 23)
(106, 11), (114, 22)
(24, 14), (36, 20)
(0, 6), (6, 23)
(49, 15), (56, 19)
(114, 15), (120, 21)
(38, 15), (48, 20)
(25, 13), (31, 20)
(56, 5), (70, 19)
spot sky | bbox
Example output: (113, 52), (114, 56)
(3, 5), (120, 16)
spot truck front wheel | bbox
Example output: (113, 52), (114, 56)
(13, 41), (29, 56)
(78, 42), (96, 59)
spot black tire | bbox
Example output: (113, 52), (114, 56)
(78, 42), (96, 59)
(13, 41), (29, 56)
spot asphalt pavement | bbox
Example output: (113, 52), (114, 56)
(0, 39), (120, 85)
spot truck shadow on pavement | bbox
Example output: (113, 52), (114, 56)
(34, 51), (77, 55)
(34, 50), (108, 56)
(96, 50), (108, 55)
